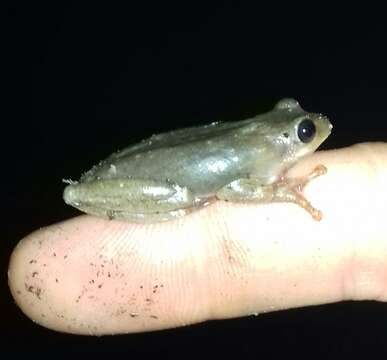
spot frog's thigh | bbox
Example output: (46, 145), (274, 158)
(216, 178), (275, 202)
(95, 178), (195, 214)
(72, 178), (200, 222)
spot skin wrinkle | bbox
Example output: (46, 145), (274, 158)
(7, 143), (387, 335)
(203, 207), (256, 320)
(188, 214), (218, 324)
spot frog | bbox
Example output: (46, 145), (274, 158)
(63, 98), (332, 222)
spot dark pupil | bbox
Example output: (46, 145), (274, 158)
(297, 119), (316, 143)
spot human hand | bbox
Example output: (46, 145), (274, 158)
(8, 142), (387, 335)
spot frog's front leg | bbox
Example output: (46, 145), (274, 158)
(216, 165), (327, 221)
(63, 178), (200, 222)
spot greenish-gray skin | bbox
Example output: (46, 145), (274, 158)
(63, 98), (332, 222)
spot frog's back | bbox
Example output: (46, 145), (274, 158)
(80, 116), (270, 195)
(113, 118), (255, 158)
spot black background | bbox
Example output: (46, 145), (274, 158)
(4, 1), (387, 357)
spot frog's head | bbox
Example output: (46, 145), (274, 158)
(271, 98), (333, 167)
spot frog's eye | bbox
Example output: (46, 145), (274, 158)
(297, 118), (316, 143)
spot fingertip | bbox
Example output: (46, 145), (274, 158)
(8, 230), (51, 330)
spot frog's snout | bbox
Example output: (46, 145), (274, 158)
(315, 114), (332, 141)
(324, 115), (333, 132)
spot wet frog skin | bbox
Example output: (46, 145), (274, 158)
(63, 99), (332, 222)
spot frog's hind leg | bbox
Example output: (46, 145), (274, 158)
(63, 178), (203, 223)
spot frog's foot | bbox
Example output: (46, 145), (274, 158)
(276, 165), (327, 221)
(216, 165), (327, 221)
